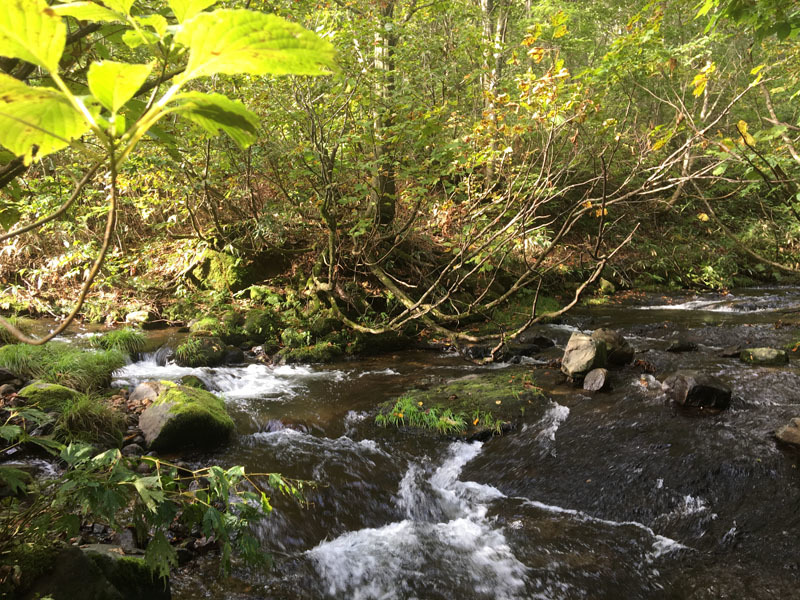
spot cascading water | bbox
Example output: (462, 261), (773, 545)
(104, 287), (800, 599)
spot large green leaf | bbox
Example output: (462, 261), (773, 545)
(88, 60), (153, 114)
(174, 10), (336, 82)
(102, 0), (135, 14)
(168, 0), (218, 23)
(171, 91), (259, 149)
(0, 0), (66, 73)
(0, 74), (93, 164)
(52, 2), (125, 23)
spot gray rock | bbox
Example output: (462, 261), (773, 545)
(740, 347), (789, 366)
(124, 310), (154, 325)
(0, 367), (19, 384)
(0, 383), (16, 396)
(718, 346), (742, 358)
(121, 443), (144, 457)
(667, 336), (698, 353)
(583, 368), (610, 392)
(128, 381), (163, 404)
(591, 328), (634, 366)
(138, 381), (234, 452)
(661, 371), (731, 410)
(561, 332), (607, 380)
(775, 418), (800, 447)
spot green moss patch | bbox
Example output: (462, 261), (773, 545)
(377, 368), (546, 438)
(18, 381), (82, 411)
(174, 336), (226, 367)
(139, 381), (234, 452)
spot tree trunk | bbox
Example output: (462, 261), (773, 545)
(373, 1), (397, 227)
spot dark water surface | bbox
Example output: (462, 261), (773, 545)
(109, 288), (800, 599)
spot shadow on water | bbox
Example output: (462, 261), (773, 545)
(106, 287), (800, 599)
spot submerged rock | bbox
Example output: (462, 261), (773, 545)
(583, 368), (610, 392)
(561, 332), (607, 380)
(138, 381), (234, 452)
(775, 418), (800, 448)
(666, 336), (698, 353)
(740, 347), (789, 366)
(661, 371), (731, 410)
(591, 328), (634, 366)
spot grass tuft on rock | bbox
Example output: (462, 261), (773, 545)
(91, 328), (145, 356)
(0, 343), (126, 392)
(53, 394), (126, 447)
(0, 316), (33, 346)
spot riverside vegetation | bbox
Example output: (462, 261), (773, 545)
(1, 0), (800, 597)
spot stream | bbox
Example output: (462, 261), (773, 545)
(107, 288), (800, 599)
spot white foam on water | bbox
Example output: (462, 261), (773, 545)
(113, 358), (345, 403)
(309, 441), (528, 599)
(357, 368), (400, 377)
(532, 402), (570, 456)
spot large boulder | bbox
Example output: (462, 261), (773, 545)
(138, 381), (234, 452)
(174, 336), (226, 368)
(661, 371), (731, 410)
(775, 418), (800, 448)
(17, 381), (82, 410)
(590, 328), (634, 366)
(740, 347), (789, 366)
(561, 332), (607, 380)
(84, 544), (170, 600)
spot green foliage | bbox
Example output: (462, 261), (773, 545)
(0, 404), (307, 581)
(91, 327), (145, 356)
(52, 394), (126, 447)
(244, 309), (281, 342)
(0, 343), (125, 392)
(174, 335), (226, 367)
(375, 395), (506, 436)
(0, 316), (32, 346)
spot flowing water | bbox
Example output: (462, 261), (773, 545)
(108, 288), (800, 599)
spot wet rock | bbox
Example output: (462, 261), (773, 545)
(138, 381), (234, 452)
(740, 347), (789, 366)
(667, 336), (698, 353)
(121, 443), (144, 457)
(20, 545), (122, 600)
(661, 371), (731, 410)
(718, 346), (742, 358)
(0, 367), (19, 385)
(136, 461), (154, 474)
(591, 328), (634, 366)
(0, 383), (16, 396)
(461, 344), (491, 360)
(111, 528), (140, 555)
(83, 544), (170, 600)
(561, 332), (607, 380)
(774, 418), (800, 447)
(175, 336), (226, 368)
(223, 345), (245, 364)
(260, 419), (285, 433)
(583, 368), (610, 392)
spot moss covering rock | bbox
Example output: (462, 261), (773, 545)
(376, 368), (547, 439)
(138, 381), (235, 452)
(17, 381), (82, 410)
(277, 341), (344, 364)
(84, 544), (170, 600)
(740, 347), (789, 366)
(174, 336), (226, 367)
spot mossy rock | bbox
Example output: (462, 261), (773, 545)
(189, 312), (245, 345)
(18, 381), (82, 411)
(244, 308), (281, 343)
(19, 545), (122, 600)
(193, 250), (246, 293)
(1, 542), (60, 598)
(345, 331), (413, 356)
(138, 381), (234, 452)
(84, 544), (169, 600)
(740, 347), (789, 366)
(174, 336), (226, 368)
(377, 368), (547, 439)
(280, 327), (309, 349)
(180, 374), (208, 390)
(277, 341), (344, 364)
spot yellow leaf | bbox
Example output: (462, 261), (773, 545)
(473, 417), (479, 426)
(553, 24), (568, 38)
(495, 400), (502, 405)
(737, 120), (748, 134)
(698, 213), (710, 222)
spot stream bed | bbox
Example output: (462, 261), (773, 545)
(111, 288), (800, 599)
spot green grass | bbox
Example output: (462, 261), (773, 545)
(0, 343), (126, 392)
(375, 395), (505, 435)
(52, 394), (126, 447)
(91, 327), (145, 356)
(0, 316), (33, 346)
